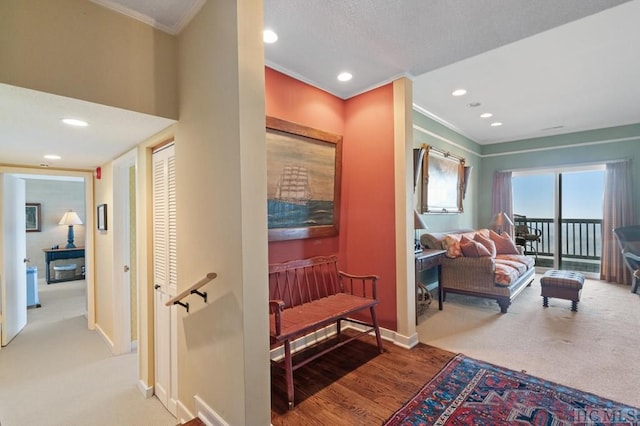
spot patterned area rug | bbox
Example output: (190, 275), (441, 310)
(385, 354), (640, 425)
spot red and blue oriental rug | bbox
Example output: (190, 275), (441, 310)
(385, 354), (639, 425)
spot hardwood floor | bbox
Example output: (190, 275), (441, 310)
(271, 331), (455, 425)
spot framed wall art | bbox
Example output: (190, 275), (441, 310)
(97, 204), (107, 231)
(266, 116), (343, 241)
(26, 203), (41, 232)
(419, 145), (465, 214)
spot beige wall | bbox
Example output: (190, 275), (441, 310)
(2, 0), (271, 423)
(94, 164), (114, 341)
(175, 1), (269, 424)
(0, 0), (177, 119)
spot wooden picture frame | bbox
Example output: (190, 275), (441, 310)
(25, 203), (41, 232)
(266, 116), (342, 241)
(97, 204), (107, 231)
(420, 145), (464, 214)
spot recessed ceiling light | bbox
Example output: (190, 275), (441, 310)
(44, 154), (61, 160)
(451, 89), (467, 97)
(263, 29), (278, 44)
(337, 72), (352, 82)
(62, 118), (88, 127)
(491, 122), (503, 127)
(480, 113), (493, 118)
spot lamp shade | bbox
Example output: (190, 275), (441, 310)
(59, 211), (83, 226)
(490, 211), (513, 234)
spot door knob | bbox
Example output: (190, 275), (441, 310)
(154, 284), (161, 290)
(124, 265), (130, 272)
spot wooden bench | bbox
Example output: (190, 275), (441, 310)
(269, 255), (384, 409)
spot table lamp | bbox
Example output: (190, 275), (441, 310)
(490, 211), (513, 235)
(59, 211), (83, 248)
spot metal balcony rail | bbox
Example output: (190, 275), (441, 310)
(515, 217), (602, 261)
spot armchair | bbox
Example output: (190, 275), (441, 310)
(613, 225), (640, 294)
(513, 214), (542, 256)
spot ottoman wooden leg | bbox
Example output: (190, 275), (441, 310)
(571, 300), (578, 312)
(543, 296), (549, 307)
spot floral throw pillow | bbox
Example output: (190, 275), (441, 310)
(489, 230), (520, 255)
(443, 235), (462, 258)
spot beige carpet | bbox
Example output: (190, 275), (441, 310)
(0, 280), (177, 426)
(418, 274), (640, 408)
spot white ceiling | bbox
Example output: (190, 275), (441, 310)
(263, 0), (639, 144)
(2, 0), (638, 170)
(0, 84), (175, 170)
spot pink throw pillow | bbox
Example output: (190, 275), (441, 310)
(489, 230), (520, 255)
(460, 236), (491, 257)
(474, 233), (497, 257)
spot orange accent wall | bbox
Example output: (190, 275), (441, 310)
(265, 67), (397, 330)
(265, 68), (344, 263)
(341, 85), (397, 330)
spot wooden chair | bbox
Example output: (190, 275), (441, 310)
(513, 214), (542, 256)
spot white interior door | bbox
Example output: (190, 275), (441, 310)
(113, 150), (136, 355)
(153, 143), (177, 415)
(1, 174), (28, 347)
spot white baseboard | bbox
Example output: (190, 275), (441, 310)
(94, 323), (115, 353)
(194, 395), (229, 426)
(177, 399), (194, 425)
(270, 322), (418, 362)
(345, 322), (419, 349)
(392, 330), (419, 349)
(137, 379), (154, 398)
(270, 324), (338, 361)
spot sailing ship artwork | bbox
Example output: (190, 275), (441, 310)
(266, 118), (342, 241)
(269, 162), (333, 229)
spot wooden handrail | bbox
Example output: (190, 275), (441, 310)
(165, 272), (217, 307)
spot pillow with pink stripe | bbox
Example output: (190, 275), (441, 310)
(489, 230), (520, 255)
(474, 233), (497, 257)
(460, 236), (492, 257)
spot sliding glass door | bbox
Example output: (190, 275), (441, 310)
(512, 167), (604, 275)
(559, 170), (604, 273)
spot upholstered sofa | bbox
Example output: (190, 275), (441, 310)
(420, 228), (535, 313)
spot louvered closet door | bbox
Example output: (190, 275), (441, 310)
(153, 143), (178, 415)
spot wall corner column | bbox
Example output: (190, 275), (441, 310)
(393, 78), (416, 341)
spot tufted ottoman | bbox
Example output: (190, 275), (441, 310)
(540, 270), (585, 312)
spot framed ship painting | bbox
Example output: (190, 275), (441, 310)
(266, 116), (342, 241)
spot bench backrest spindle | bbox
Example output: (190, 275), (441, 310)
(269, 256), (343, 309)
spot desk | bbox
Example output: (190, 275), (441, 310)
(415, 249), (445, 322)
(43, 248), (85, 284)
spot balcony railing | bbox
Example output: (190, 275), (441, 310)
(515, 217), (602, 261)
